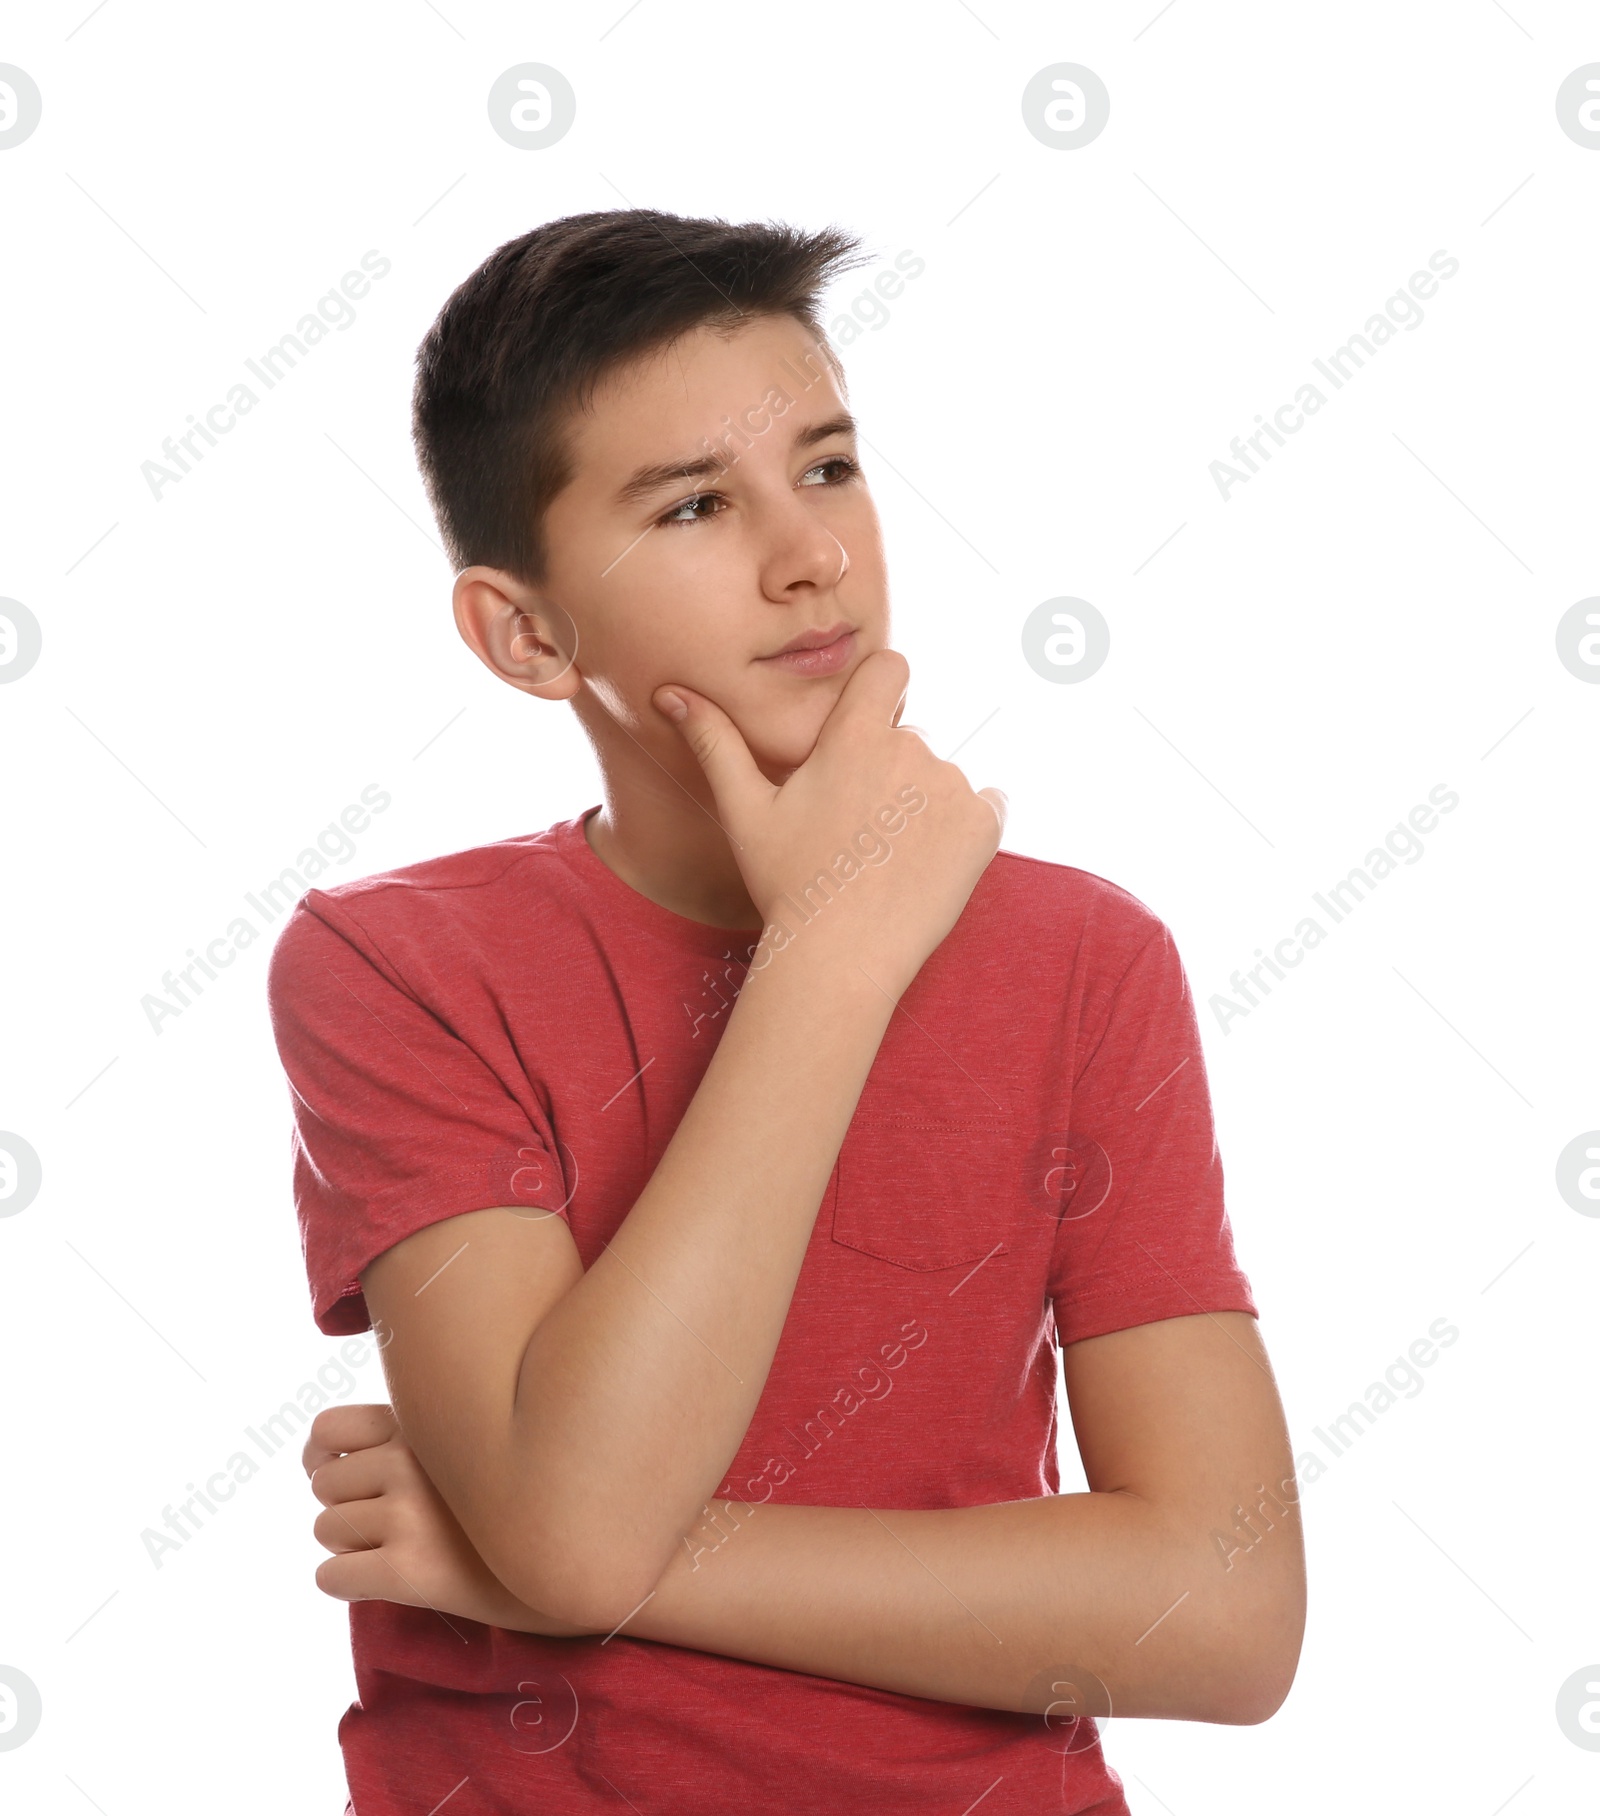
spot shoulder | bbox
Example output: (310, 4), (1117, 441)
(978, 846), (1173, 969)
(265, 825), (572, 996)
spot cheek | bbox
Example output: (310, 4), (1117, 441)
(578, 602), (735, 721)
(834, 509), (889, 604)
(603, 550), (745, 663)
(588, 571), (689, 651)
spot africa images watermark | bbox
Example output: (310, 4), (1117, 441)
(1209, 249), (1460, 501)
(1213, 1314), (1460, 1572)
(679, 786), (931, 1036)
(595, 249), (922, 599)
(611, 245), (923, 562)
(1209, 782), (1458, 1033)
(679, 1314), (931, 1571)
(140, 1332), (384, 1569)
(749, 787), (931, 974)
(141, 782), (390, 1034)
(139, 250), (391, 501)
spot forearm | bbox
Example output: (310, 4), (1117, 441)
(509, 942), (896, 1613)
(572, 1492), (1300, 1724)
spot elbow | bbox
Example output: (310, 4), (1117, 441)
(491, 1513), (671, 1637)
(489, 1403), (684, 1631)
(1208, 1597), (1306, 1726)
(519, 1562), (668, 1638)
(1217, 1657), (1297, 1726)
(1182, 1648), (1298, 1728)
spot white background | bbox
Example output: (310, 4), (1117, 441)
(2, 1), (1596, 1810)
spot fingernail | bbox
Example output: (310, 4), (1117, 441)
(657, 689), (687, 722)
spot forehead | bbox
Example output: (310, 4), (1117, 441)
(565, 313), (846, 483)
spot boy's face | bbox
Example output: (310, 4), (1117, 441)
(522, 311), (889, 780)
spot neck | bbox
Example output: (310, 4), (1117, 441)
(576, 696), (764, 932)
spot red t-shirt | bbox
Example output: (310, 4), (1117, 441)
(266, 806), (1257, 1816)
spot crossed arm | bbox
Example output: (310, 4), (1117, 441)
(309, 1302), (1305, 1724)
(313, 942), (1304, 1725)
(624, 1307), (1305, 1721)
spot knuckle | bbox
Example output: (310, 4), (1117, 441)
(390, 1502), (427, 1548)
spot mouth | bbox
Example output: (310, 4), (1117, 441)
(755, 622), (856, 678)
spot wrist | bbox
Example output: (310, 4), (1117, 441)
(740, 921), (913, 1017)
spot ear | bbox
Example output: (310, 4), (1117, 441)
(452, 565), (582, 701)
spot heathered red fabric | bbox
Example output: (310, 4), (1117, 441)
(266, 806), (1257, 1816)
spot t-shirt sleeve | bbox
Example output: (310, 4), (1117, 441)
(265, 890), (571, 1336)
(1047, 915), (1257, 1346)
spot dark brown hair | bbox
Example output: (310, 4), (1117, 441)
(411, 209), (872, 582)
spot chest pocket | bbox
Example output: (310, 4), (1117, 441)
(830, 1114), (1012, 1271)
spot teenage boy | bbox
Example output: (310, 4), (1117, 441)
(267, 210), (1305, 1816)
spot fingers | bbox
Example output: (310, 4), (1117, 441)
(977, 785), (1009, 840)
(315, 1543), (421, 1606)
(823, 645), (912, 739)
(301, 1402), (400, 1478)
(313, 1494), (387, 1557)
(651, 683), (770, 818)
(308, 1442), (412, 1508)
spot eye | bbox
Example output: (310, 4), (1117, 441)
(798, 454), (861, 488)
(657, 490), (725, 528)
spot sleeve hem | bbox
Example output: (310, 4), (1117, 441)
(307, 1157), (572, 1336)
(1053, 1282), (1258, 1349)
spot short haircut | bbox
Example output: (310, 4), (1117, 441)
(411, 208), (873, 582)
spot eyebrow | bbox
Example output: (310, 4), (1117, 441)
(611, 411), (858, 510)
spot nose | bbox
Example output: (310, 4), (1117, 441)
(757, 493), (849, 602)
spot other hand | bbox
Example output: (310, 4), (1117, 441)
(302, 1402), (595, 1638)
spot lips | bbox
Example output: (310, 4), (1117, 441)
(755, 625), (856, 677)
(760, 621), (853, 659)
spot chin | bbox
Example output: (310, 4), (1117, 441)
(752, 751), (806, 786)
(734, 710), (829, 785)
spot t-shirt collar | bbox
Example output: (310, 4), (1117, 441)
(555, 805), (765, 961)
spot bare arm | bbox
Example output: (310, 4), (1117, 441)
(364, 949), (895, 1625)
(310, 1313), (1305, 1723)
(357, 650), (1007, 1628)
(617, 1311), (1304, 1723)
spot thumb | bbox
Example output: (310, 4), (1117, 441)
(653, 685), (769, 820)
(977, 786), (1008, 842)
